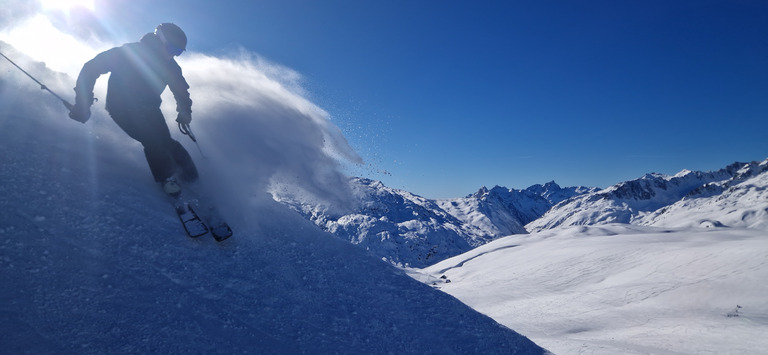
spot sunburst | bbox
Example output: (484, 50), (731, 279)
(40, 0), (96, 11)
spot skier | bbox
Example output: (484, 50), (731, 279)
(69, 23), (196, 196)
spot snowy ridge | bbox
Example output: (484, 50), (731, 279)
(636, 161), (768, 230)
(526, 161), (767, 232)
(0, 44), (546, 354)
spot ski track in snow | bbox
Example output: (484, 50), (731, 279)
(0, 53), (545, 354)
(434, 244), (520, 275)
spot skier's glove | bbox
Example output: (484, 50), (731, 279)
(69, 88), (93, 123)
(69, 103), (91, 123)
(176, 111), (192, 125)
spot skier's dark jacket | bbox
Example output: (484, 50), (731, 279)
(75, 33), (192, 115)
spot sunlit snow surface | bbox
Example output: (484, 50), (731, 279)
(415, 224), (768, 354)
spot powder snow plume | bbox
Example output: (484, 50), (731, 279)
(173, 52), (363, 220)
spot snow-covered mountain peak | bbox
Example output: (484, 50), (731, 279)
(470, 185), (503, 199)
(732, 159), (768, 180)
(641, 172), (669, 180)
(354, 176), (385, 190)
(525, 180), (598, 205)
(673, 168), (694, 178)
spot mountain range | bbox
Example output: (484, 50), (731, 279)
(277, 159), (768, 267)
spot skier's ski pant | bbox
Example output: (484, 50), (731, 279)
(109, 107), (198, 183)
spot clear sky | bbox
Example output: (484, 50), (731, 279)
(4, 0), (767, 198)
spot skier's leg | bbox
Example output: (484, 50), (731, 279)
(142, 142), (176, 182)
(110, 108), (177, 182)
(170, 140), (199, 182)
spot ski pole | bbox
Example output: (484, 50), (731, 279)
(179, 122), (207, 159)
(0, 49), (74, 111)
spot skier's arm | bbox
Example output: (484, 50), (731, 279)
(74, 48), (118, 106)
(167, 62), (193, 124)
(70, 48), (118, 122)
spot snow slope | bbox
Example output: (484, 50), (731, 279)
(0, 44), (545, 354)
(415, 225), (768, 354)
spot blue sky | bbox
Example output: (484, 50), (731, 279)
(7, 0), (768, 198)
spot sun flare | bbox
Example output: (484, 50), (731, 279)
(1, 15), (101, 76)
(40, 0), (96, 11)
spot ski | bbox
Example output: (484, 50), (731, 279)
(209, 220), (233, 242)
(167, 182), (233, 241)
(175, 201), (209, 238)
(197, 204), (233, 242)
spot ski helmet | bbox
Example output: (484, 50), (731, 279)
(155, 23), (187, 56)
